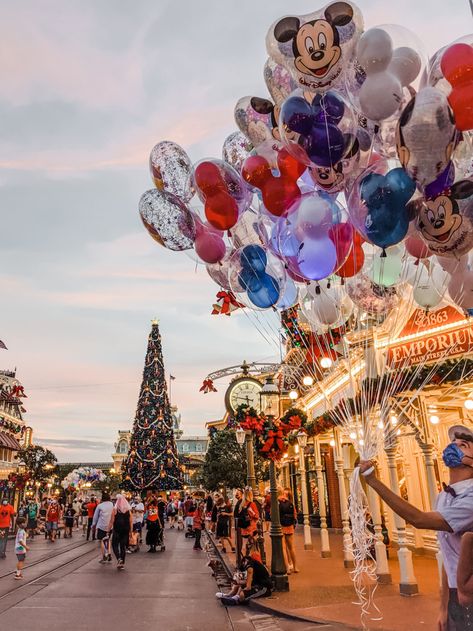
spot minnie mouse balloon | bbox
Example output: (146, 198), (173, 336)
(266, 2), (363, 93)
(139, 189), (196, 251)
(264, 58), (298, 105)
(149, 141), (194, 203)
(409, 179), (473, 258)
(234, 96), (278, 148)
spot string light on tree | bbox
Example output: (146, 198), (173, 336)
(121, 320), (183, 492)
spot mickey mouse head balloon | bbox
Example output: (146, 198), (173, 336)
(266, 1), (363, 93)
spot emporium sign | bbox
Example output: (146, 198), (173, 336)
(387, 306), (473, 369)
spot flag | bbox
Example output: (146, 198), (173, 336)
(170, 375), (176, 381)
(0, 340), (7, 350)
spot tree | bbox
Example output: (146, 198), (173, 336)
(199, 428), (268, 492)
(121, 321), (182, 491)
(16, 445), (57, 481)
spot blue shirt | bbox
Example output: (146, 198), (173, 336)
(435, 478), (473, 588)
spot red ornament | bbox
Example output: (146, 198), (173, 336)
(194, 161), (239, 230)
(329, 222), (354, 271)
(242, 148), (305, 217)
(211, 291), (245, 316)
(200, 378), (218, 394)
(441, 43), (473, 131)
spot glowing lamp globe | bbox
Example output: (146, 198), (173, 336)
(465, 399), (473, 411)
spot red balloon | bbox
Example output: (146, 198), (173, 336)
(242, 148), (305, 217)
(336, 231), (364, 278)
(405, 235), (432, 260)
(441, 43), (473, 131)
(328, 222), (354, 270)
(194, 162), (239, 230)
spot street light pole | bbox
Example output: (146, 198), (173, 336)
(245, 432), (257, 492)
(296, 431), (313, 551)
(261, 376), (289, 592)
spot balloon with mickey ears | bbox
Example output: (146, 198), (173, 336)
(192, 159), (251, 231)
(353, 26), (423, 122)
(242, 147), (306, 217)
(347, 158), (416, 251)
(279, 89), (358, 169)
(228, 244), (286, 310)
(441, 43), (473, 132)
(266, 1), (364, 93)
(149, 141), (194, 203)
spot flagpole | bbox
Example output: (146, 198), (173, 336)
(169, 374), (172, 407)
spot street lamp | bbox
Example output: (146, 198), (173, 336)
(261, 376), (289, 592)
(235, 425), (246, 447)
(302, 375), (314, 387)
(296, 431), (313, 551)
(289, 390), (299, 401)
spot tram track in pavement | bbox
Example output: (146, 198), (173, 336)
(0, 539), (98, 611)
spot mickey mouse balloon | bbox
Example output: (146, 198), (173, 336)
(266, 2), (364, 93)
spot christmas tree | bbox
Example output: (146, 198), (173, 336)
(122, 320), (183, 491)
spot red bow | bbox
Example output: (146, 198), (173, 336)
(281, 415), (302, 435)
(240, 415), (264, 434)
(261, 428), (286, 459)
(211, 291), (245, 316)
(200, 378), (217, 394)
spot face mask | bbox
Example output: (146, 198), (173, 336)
(2, 501), (7, 506)
(442, 443), (465, 468)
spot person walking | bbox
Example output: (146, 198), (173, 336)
(131, 496), (144, 546)
(45, 499), (62, 542)
(166, 499), (177, 528)
(360, 424), (473, 631)
(109, 494), (132, 570)
(215, 496), (234, 553)
(63, 503), (76, 538)
(14, 518), (29, 580)
(86, 496), (98, 541)
(145, 499), (162, 552)
(279, 487), (299, 574)
(239, 487), (259, 555)
(193, 500), (204, 551)
(26, 500), (39, 539)
(92, 492), (114, 563)
(80, 498), (88, 535)
(0, 499), (15, 559)
(72, 497), (82, 530)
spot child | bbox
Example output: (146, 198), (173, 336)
(64, 503), (75, 538)
(14, 518), (29, 580)
(177, 507), (184, 531)
(193, 501), (204, 550)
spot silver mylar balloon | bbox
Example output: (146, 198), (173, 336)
(149, 141), (194, 202)
(139, 189), (196, 252)
(222, 131), (253, 174)
(206, 249), (234, 290)
(263, 58), (297, 105)
(346, 273), (399, 316)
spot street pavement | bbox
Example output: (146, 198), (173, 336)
(0, 526), (346, 631)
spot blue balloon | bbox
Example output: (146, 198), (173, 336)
(241, 244), (267, 273)
(247, 274), (280, 309)
(238, 268), (263, 293)
(361, 168), (415, 249)
(276, 279), (298, 310)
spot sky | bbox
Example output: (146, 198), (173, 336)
(0, 0), (471, 462)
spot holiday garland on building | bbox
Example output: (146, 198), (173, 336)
(121, 321), (183, 491)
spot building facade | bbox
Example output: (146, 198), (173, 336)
(111, 430), (131, 472)
(0, 370), (31, 482)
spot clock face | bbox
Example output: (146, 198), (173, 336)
(225, 378), (263, 414)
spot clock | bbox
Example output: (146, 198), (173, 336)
(225, 377), (263, 414)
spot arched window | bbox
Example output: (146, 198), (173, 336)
(118, 440), (128, 454)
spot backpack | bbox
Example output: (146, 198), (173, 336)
(279, 500), (295, 527)
(28, 504), (37, 520)
(238, 505), (250, 529)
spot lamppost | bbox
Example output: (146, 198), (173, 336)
(235, 424), (266, 565)
(261, 376), (289, 592)
(296, 430), (313, 550)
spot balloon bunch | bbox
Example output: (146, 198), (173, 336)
(138, 0), (473, 318)
(61, 466), (106, 490)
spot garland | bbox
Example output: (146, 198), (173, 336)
(255, 417), (288, 461)
(235, 404), (265, 433)
(0, 417), (24, 434)
(280, 407), (308, 434)
(305, 358), (473, 437)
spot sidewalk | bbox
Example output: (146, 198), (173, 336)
(224, 529), (439, 631)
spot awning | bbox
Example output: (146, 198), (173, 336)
(0, 431), (21, 450)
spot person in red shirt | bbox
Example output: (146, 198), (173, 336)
(86, 496), (98, 541)
(0, 499), (16, 558)
(46, 500), (62, 542)
(193, 501), (204, 551)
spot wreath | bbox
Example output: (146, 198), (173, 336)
(280, 407), (308, 436)
(255, 417), (288, 461)
(234, 404), (265, 434)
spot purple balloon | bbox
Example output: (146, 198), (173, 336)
(289, 236), (337, 281)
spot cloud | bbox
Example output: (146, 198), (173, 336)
(36, 437), (110, 451)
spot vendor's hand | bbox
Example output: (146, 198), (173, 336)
(359, 460), (376, 482)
